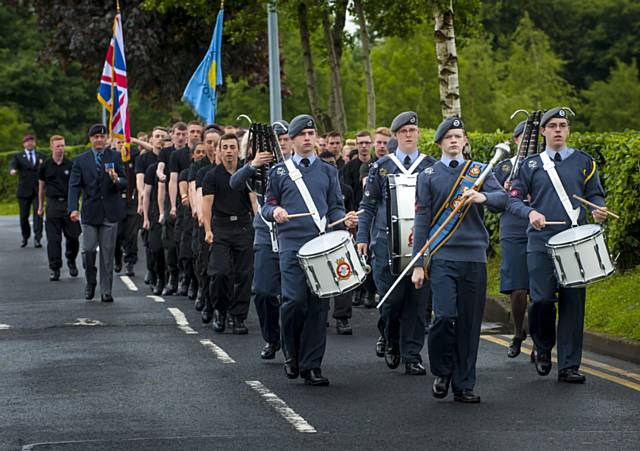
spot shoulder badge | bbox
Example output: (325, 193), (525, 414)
(379, 167), (388, 177)
(276, 166), (286, 176)
(527, 159), (538, 169)
(424, 167), (435, 176)
(501, 163), (511, 173)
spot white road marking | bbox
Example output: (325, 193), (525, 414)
(167, 308), (198, 334)
(199, 339), (236, 363)
(146, 295), (165, 303)
(66, 318), (104, 326)
(245, 380), (317, 433)
(120, 275), (138, 291)
(0, 324), (11, 330)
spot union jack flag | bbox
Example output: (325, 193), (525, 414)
(97, 12), (130, 162)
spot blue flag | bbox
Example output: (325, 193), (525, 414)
(182, 9), (224, 124)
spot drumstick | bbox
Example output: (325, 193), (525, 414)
(327, 209), (365, 228)
(572, 194), (620, 219)
(543, 221), (566, 226)
(287, 212), (315, 219)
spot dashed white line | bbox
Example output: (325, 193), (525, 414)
(246, 380), (317, 433)
(167, 307), (198, 334)
(0, 324), (11, 330)
(146, 295), (165, 303)
(65, 318), (104, 326)
(199, 339), (236, 363)
(120, 275), (138, 291)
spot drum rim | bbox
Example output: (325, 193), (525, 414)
(297, 230), (353, 258)
(546, 224), (605, 248)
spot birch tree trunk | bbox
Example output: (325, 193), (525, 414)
(354, 0), (376, 128)
(321, 3), (347, 134)
(297, 1), (332, 131)
(433, 4), (462, 118)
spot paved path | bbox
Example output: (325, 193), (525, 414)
(0, 217), (638, 450)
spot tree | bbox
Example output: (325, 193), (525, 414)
(0, 106), (30, 152)
(321, 1), (348, 134)
(433, 1), (462, 118)
(353, 0), (376, 128)
(583, 60), (640, 131)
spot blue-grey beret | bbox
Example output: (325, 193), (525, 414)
(390, 111), (418, 133)
(88, 123), (107, 137)
(386, 137), (398, 153)
(512, 120), (527, 139)
(288, 115), (315, 138)
(434, 117), (464, 143)
(272, 120), (289, 137)
(540, 107), (570, 128)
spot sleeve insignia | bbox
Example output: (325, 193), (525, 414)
(379, 167), (388, 177)
(527, 160), (538, 169)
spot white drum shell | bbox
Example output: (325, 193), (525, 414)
(546, 224), (615, 287)
(298, 231), (367, 298)
(387, 174), (417, 274)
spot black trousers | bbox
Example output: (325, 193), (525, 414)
(179, 210), (195, 284)
(45, 199), (81, 270)
(194, 226), (211, 310)
(115, 210), (140, 265)
(207, 220), (253, 320)
(149, 220), (166, 282)
(162, 215), (178, 277)
(18, 194), (42, 241)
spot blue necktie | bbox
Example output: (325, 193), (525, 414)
(554, 152), (562, 162)
(29, 151), (35, 166)
(96, 151), (103, 173)
(301, 158), (310, 168)
(403, 155), (411, 169)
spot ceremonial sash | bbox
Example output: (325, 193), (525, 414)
(283, 158), (326, 233)
(539, 152), (580, 226)
(428, 160), (487, 255)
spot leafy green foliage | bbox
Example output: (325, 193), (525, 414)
(0, 106), (30, 152)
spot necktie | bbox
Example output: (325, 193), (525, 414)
(96, 151), (103, 173)
(449, 160), (459, 168)
(403, 155), (411, 169)
(554, 152), (562, 162)
(30, 151), (35, 166)
(301, 158), (310, 168)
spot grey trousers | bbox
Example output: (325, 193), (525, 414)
(82, 222), (118, 296)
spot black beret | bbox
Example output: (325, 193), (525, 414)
(288, 114), (316, 138)
(540, 107), (570, 128)
(272, 120), (290, 137)
(88, 123), (107, 137)
(434, 117), (464, 143)
(386, 137), (398, 153)
(512, 120), (527, 139)
(390, 111), (418, 133)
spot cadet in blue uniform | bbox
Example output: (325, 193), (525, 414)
(412, 117), (507, 403)
(262, 114), (358, 386)
(494, 120), (531, 358)
(230, 121), (292, 360)
(508, 107), (608, 383)
(356, 111), (435, 375)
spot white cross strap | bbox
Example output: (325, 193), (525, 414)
(388, 153), (425, 175)
(539, 152), (580, 226)
(283, 158), (326, 233)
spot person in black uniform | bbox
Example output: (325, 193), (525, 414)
(142, 160), (166, 295)
(36, 134), (81, 281)
(9, 134), (45, 248)
(202, 134), (256, 334)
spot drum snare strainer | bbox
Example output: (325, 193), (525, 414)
(546, 224), (615, 288)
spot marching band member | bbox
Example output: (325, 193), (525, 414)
(494, 120), (531, 358)
(262, 114), (358, 386)
(412, 117), (507, 403)
(357, 112), (435, 375)
(508, 107), (607, 383)
(229, 121), (292, 359)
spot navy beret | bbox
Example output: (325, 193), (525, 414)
(390, 111), (418, 133)
(386, 137), (398, 153)
(288, 114), (316, 138)
(88, 123), (107, 137)
(434, 117), (464, 143)
(272, 120), (289, 137)
(512, 120), (527, 139)
(540, 107), (570, 128)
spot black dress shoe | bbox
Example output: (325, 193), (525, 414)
(163, 274), (178, 295)
(153, 280), (165, 296)
(232, 318), (248, 335)
(261, 342), (280, 360)
(375, 336), (386, 358)
(432, 376), (451, 399)
(507, 333), (526, 359)
(454, 390), (481, 403)
(68, 261), (79, 277)
(162, 284), (176, 296)
(125, 264), (135, 277)
(114, 258), (122, 273)
(284, 358), (299, 379)
(49, 269), (60, 281)
(405, 362), (427, 375)
(34, 240), (42, 248)
(212, 310), (226, 333)
(144, 270), (152, 285)
(85, 283), (96, 300)
(558, 368), (586, 384)
(534, 350), (552, 376)
(20, 239), (28, 248)
(363, 292), (376, 308)
(302, 368), (329, 386)
(101, 294), (114, 303)
(187, 280), (197, 300)
(352, 292), (363, 306)
(194, 296), (205, 312)
(201, 308), (213, 324)
(336, 318), (352, 335)
(385, 343), (401, 369)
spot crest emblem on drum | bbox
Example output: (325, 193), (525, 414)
(335, 257), (352, 280)
(469, 164), (481, 177)
(408, 227), (414, 247)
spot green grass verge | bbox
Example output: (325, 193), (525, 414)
(0, 201), (19, 215)
(486, 255), (640, 341)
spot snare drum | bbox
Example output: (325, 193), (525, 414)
(546, 224), (615, 287)
(386, 173), (417, 275)
(298, 231), (369, 298)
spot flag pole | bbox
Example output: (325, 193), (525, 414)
(267, 1), (282, 122)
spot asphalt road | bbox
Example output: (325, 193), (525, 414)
(1, 216), (639, 451)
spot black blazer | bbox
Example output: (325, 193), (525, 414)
(68, 149), (127, 225)
(9, 150), (46, 198)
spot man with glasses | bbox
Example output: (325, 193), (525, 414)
(342, 130), (372, 207)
